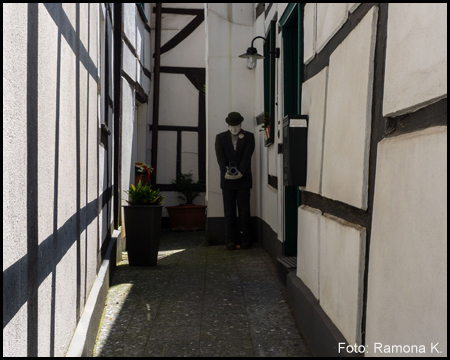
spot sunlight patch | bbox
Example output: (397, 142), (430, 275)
(158, 248), (185, 260)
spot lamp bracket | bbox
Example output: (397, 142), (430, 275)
(270, 48), (280, 58)
(251, 36), (266, 47)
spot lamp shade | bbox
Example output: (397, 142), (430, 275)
(239, 46), (264, 69)
(239, 47), (264, 60)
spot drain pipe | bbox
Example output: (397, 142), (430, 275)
(151, 3), (162, 187)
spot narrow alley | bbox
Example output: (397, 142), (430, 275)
(3, 4), (446, 357)
(94, 230), (310, 357)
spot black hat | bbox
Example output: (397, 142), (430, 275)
(226, 112), (244, 126)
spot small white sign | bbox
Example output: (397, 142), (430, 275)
(290, 119), (307, 127)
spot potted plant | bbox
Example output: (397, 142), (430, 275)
(165, 172), (207, 231)
(123, 180), (165, 266)
(134, 161), (153, 186)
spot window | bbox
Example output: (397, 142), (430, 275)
(281, 5), (300, 116)
(263, 20), (276, 147)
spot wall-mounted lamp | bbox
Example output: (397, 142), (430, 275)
(239, 36), (280, 69)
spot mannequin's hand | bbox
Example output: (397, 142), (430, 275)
(225, 169), (243, 180)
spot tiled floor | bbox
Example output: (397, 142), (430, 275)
(94, 230), (310, 357)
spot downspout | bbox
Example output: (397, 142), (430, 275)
(151, 3), (162, 187)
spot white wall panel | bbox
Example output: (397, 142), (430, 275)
(321, 7), (377, 210)
(383, 3), (447, 117)
(301, 66), (328, 195)
(121, 80), (136, 205)
(303, 3), (316, 64)
(181, 131), (199, 181)
(297, 205), (322, 300)
(157, 131), (177, 184)
(123, 3), (136, 49)
(160, 24), (205, 68)
(320, 214), (366, 345)
(159, 73), (198, 127)
(366, 126), (447, 356)
(316, 3), (348, 53)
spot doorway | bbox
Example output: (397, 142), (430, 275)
(281, 4), (302, 256)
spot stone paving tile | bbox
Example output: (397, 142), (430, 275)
(93, 230), (310, 357)
(199, 339), (254, 357)
(253, 338), (310, 357)
(149, 325), (201, 341)
(144, 340), (200, 357)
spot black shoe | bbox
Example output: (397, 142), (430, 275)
(241, 241), (251, 249)
(226, 241), (236, 250)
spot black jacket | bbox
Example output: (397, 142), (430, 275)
(215, 130), (255, 189)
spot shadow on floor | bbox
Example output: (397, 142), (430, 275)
(94, 230), (310, 357)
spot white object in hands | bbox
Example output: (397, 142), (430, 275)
(225, 167), (243, 180)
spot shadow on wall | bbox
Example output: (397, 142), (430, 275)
(3, 3), (103, 357)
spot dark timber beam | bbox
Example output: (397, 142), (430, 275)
(151, 3), (162, 187)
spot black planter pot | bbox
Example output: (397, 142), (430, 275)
(123, 205), (162, 266)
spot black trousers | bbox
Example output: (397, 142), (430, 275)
(222, 188), (251, 243)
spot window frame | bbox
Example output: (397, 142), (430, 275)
(263, 19), (277, 147)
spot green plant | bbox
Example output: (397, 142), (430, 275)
(171, 172), (205, 204)
(125, 180), (165, 205)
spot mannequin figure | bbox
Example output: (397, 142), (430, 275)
(215, 112), (255, 250)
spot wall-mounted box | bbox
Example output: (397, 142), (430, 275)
(283, 115), (308, 186)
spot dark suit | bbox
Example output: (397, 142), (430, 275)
(215, 130), (255, 244)
(215, 130), (255, 189)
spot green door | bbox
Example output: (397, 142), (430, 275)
(280, 4), (302, 256)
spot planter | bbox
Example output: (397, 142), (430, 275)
(165, 204), (207, 231)
(135, 174), (151, 186)
(123, 205), (162, 266)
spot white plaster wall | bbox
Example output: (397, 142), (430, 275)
(316, 3), (348, 53)
(181, 131), (199, 181)
(297, 206), (322, 300)
(3, 3), (29, 357)
(383, 3), (447, 117)
(136, 103), (149, 168)
(52, 5), (79, 354)
(161, 18), (205, 68)
(366, 126), (447, 357)
(4, 3), (101, 356)
(300, 66), (328, 195)
(157, 131), (178, 184)
(159, 73), (198, 127)
(320, 214), (366, 345)
(122, 3), (153, 204)
(348, 3), (361, 14)
(86, 3), (100, 293)
(122, 80), (137, 205)
(135, 4), (149, 79)
(162, 13), (194, 33)
(252, 8), (266, 221)
(264, 2), (277, 30)
(123, 3), (136, 49)
(205, 3), (254, 217)
(123, 41), (137, 82)
(277, 3), (290, 20)
(303, 3), (316, 65)
(321, 7), (377, 210)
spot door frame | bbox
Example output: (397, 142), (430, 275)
(280, 3), (302, 256)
